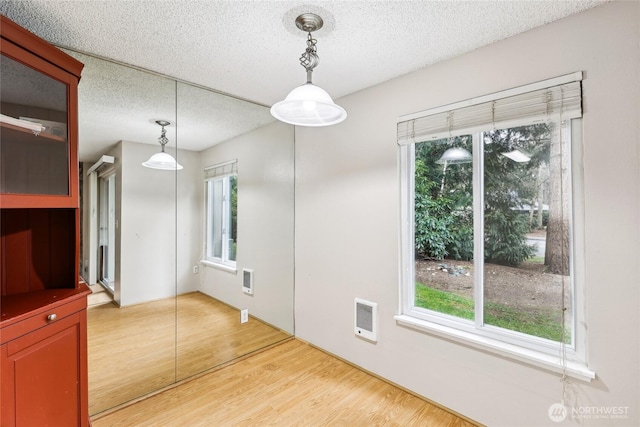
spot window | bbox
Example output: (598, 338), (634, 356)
(397, 74), (593, 380)
(204, 160), (237, 269)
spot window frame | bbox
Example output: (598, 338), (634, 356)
(396, 81), (593, 382)
(203, 163), (237, 272)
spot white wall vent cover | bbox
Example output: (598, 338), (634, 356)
(242, 268), (254, 295)
(354, 298), (378, 342)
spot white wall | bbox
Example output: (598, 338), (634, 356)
(199, 121), (295, 334)
(294, 2), (639, 426)
(117, 140), (200, 306)
(176, 146), (201, 295)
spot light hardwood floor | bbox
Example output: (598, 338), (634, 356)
(92, 339), (478, 426)
(88, 296), (177, 414)
(176, 292), (290, 380)
(88, 292), (290, 415)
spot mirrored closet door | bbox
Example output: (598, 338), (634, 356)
(71, 51), (178, 415)
(67, 50), (295, 417)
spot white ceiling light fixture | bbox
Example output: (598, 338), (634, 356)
(435, 146), (472, 194)
(501, 149), (531, 163)
(142, 120), (183, 170)
(435, 147), (473, 165)
(270, 13), (347, 127)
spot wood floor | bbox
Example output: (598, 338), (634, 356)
(176, 292), (290, 380)
(88, 292), (290, 415)
(92, 339), (477, 427)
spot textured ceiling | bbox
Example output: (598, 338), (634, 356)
(0, 0), (607, 160)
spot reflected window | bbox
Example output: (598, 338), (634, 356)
(205, 160), (237, 268)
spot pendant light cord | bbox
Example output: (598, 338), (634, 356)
(558, 100), (570, 409)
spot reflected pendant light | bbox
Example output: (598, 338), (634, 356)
(142, 120), (183, 170)
(435, 147), (473, 165)
(501, 149), (531, 163)
(270, 13), (347, 127)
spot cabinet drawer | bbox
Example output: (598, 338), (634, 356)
(0, 297), (86, 344)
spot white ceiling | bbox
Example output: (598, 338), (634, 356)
(1, 0), (607, 160)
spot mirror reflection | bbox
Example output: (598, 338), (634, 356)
(68, 50), (294, 416)
(175, 81), (294, 380)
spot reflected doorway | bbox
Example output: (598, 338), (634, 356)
(98, 172), (116, 292)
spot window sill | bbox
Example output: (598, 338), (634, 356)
(200, 260), (237, 274)
(394, 314), (595, 382)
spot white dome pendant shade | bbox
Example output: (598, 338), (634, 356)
(142, 151), (183, 170)
(271, 13), (346, 127)
(435, 147), (472, 165)
(271, 83), (346, 127)
(142, 120), (183, 170)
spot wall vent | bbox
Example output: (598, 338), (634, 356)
(242, 268), (254, 295)
(354, 298), (377, 342)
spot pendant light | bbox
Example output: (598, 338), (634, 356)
(142, 120), (183, 170)
(501, 149), (531, 163)
(435, 147), (473, 165)
(271, 13), (347, 127)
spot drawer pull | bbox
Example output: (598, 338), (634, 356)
(46, 313), (57, 322)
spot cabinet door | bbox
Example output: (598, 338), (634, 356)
(1, 312), (88, 427)
(0, 38), (79, 208)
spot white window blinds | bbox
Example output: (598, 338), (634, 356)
(204, 160), (238, 179)
(397, 72), (583, 145)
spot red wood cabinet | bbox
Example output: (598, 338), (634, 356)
(0, 15), (89, 426)
(1, 290), (89, 426)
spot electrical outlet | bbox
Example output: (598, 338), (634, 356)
(240, 309), (249, 324)
(193, 265), (199, 274)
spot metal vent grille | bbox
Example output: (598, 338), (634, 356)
(242, 268), (253, 294)
(354, 298), (377, 342)
(356, 303), (373, 331)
